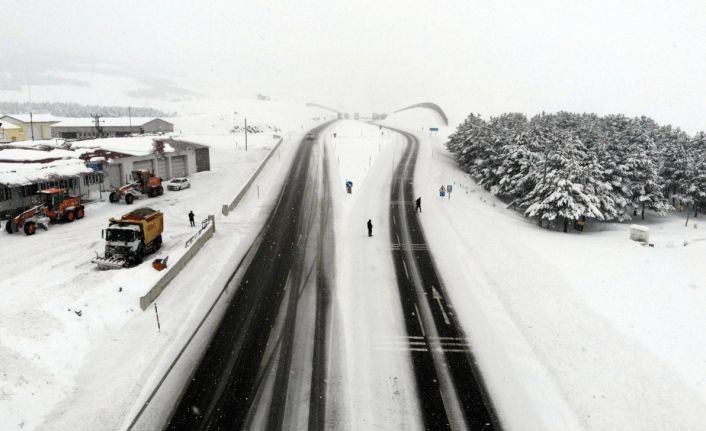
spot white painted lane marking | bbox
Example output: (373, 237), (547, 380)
(413, 304), (425, 336)
(432, 285), (451, 325)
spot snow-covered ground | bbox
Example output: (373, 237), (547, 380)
(384, 109), (706, 430)
(324, 121), (425, 430)
(0, 99), (332, 430)
(6, 100), (704, 430)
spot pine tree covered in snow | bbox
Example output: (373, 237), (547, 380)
(446, 110), (706, 231)
(517, 127), (604, 230)
(683, 132), (706, 216)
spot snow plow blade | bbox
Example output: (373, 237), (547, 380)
(92, 256), (129, 270)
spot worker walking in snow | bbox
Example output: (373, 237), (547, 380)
(439, 185), (446, 198)
(367, 219), (373, 237)
(188, 210), (195, 227)
(416, 197), (422, 212)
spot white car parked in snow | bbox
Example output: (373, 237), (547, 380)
(167, 177), (191, 191)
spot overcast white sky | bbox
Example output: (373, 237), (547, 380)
(2, 0), (705, 130)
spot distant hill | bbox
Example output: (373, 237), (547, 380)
(0, 101), (175, 118)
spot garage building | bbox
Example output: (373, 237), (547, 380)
(51, 117), (174, 139)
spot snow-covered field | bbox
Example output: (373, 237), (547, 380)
(5, 100), (704, 430)
(384, 109), (706, 430)
(0, 99), (331, 430)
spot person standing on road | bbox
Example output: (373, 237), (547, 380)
(416, 197), (422, 212)
(188, 210), (195, 227)
(367, 219), (373, 237)
(439, 185), (446, 198)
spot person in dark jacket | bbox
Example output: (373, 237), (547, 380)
(367, 219), (373, 237)
(416, 197), (422, 212)
(188, 210), (195, 227)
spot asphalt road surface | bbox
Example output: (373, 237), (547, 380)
(387, 127), (499, 430)
(166, 124), (334, 430)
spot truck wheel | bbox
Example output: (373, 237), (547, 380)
(109, 192), (118, 203)
(5, 221), (13, 234)
(75, 208), (84, 219)
(157, 186), (163, 196)
(155, 235), (163, 250)
(23, 222), (36, 236)
(65, 211), (75, 222)
(125, 194), (134, 205)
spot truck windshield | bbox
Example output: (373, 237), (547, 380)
(106, 229), (135, 242)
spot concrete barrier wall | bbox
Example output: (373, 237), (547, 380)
(139, 215), (215, 310)
(222, 136), (284, 216)
(141, 135), (284, 309)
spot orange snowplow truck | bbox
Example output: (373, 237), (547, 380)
(5, 188), (85, 235)
(109, 169), (163, 205)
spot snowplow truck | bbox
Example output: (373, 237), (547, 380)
(5, 188), (85, 235)
(109, 169), (163, 204)
(92, 207), (164, 270)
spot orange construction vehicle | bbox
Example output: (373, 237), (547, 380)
(5, 188), (85, 235)
(109, 169), (164, 205)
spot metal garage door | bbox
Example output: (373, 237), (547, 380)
(195, 148), (210, 172)
(133, 159), (154, 176)
(156, 158), (168, 179)
(171, 155), (187, 177)
(107, 164), (123, 188)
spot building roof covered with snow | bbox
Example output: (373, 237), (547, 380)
(70, 136), (175, 157)
(0, 159), (93, 187)
(52, 117), (170, 128)
(51, 117), (174, 139)
(0, 114), (61, 124)
(0, 148), (80, 163)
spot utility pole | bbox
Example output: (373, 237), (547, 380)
(128, 107), (132, 129)
(91, 114), (103, 138)
(29, 112), (34, 141)
(244, 118), (248, 152)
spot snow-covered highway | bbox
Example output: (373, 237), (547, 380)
(387, 127), (496, 430)
(162, 122), (335, 429)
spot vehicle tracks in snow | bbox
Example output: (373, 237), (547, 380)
(162, 124), (335, 431)
(386, 127), (499, 431)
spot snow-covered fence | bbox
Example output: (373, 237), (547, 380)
(222, 136), (283, 216)
(139, 215), (216, 310)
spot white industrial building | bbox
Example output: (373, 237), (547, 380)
(51, 117), (174, 139)
(70, 136), (210, 189)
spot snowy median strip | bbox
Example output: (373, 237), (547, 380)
(138, 215), (216, 310)
(222, 136), (283, 216)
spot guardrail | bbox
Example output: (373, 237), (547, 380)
(222, 136), (284, 216)
(139, 215), (216, 310)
